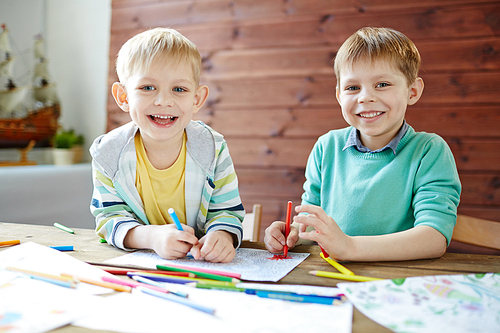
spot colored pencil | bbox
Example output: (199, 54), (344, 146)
(319, 245), (330, 259)
(6, 266), (77, 288)
(255, 290), (343, 305)
(127, 272), (236, 286)
(192, 283), (245, 292)
(319, 252), (354, 276)
(7, 266), (76, 283)
(156, 262), (241, 279)
(50, 245), (74, 251)
(61, 273), (132, 293)
(139, 287), (216, 315)
(157, 264), (240, 283)
(168, 208), (183, 230)
(283, 201), (292, 257)
(101, 275), (170, 294)
(102, 269), (195, 277)
(131, 275), (188, 298)
(0, 239), (20, 247)
(53, 222), (74, 234)
(309, 270), (384, 282)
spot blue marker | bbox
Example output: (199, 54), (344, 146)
(168, 208), (183, 231)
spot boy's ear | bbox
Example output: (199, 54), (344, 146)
(335, 86), (341, 105)
(408, 77), (424, 106)
(112, 82), (129, 112)
(192, 85), (209, 114)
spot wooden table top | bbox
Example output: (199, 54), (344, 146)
(2, 222), (499, 333)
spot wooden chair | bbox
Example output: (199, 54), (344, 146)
(451, 214), (500, 251)
(242, 204), (262, 242)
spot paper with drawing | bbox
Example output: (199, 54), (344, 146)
(337, 273), (500, 333)
(105, 248), (309, 282)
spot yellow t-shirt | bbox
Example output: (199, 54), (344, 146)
(135, 132), (186, 226)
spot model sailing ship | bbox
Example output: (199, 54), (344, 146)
(0, 24), (60, 159)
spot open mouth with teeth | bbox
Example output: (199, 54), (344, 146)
(358, 111), (384, 118)
(149, 114), (178, 125)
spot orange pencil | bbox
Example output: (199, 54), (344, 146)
(0, 240), (20, 247)
(283, 201), (292, 257)
(61, 273), (132, 293)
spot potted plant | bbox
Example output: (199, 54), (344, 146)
(52, 128), (85, 165)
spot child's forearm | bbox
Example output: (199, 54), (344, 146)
(346, 225), (447, 262)
(123, 225), (152, 250)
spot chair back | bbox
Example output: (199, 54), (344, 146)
(242, 204), (262, 242)
(452, 214), (500, 250)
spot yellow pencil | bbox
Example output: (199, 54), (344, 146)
(309, 270), (384, 282)
(319, 252), (354, 276)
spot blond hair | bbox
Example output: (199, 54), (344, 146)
(116, 27), (202, 85)
(334, 27), (421, 87)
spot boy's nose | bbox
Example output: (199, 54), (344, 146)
(154, 92), (174, 107)
(357, 90), (377, 103)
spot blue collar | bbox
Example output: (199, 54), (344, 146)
(343, 121), (408, 155)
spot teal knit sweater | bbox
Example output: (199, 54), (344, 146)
(301, 126), (461, 245)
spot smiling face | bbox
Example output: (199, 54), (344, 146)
(336, 58), (423, 151)
(113, 57), (208, 152)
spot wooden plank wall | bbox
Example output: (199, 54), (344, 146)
(107, 0), (500, 241)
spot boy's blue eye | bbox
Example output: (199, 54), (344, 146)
(141, 86), (155, 91)
(173, 87), (186, 92)
(377, 82), (389, 88)
(346, 86), (359, 91)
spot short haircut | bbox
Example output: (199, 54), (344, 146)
(334, 27), (421, 87)
(116, 27), (202, 85)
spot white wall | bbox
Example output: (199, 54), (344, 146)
(0, 0), (111, 163)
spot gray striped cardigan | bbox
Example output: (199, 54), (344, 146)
(89, 120), (244, 250)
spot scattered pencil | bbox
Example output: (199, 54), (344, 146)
(139, 287), (216, 315)
(6, 266), (77, 288)
(0, 239), (20, 247)
(61, 273), (131, 293)
(53, 222), (74, 234)
(156, 262), (240, 279)
(320, 252), (354, 276)
(157, 264), (240, 283)
(309, 270), (384, 282)
(50, 245), (74, 251)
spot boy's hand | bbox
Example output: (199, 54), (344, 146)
(294, 205), (352, 261)
(148, 224), (199, 260)
(190, 230), (235, 263)
(264, 221), (299, 254)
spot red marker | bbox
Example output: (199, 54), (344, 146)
(316, 231), (330, 258)
(283, 201), (292, 257)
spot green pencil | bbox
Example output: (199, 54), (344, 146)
(53, 222), (75, 234)
(156, 264), (240, 283)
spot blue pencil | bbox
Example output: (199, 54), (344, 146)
(168, 208), (183, 230)
(50, 245), (74, 251)
(131, 275), (189, 298)
(139, 287), (216, 315)
(254, 290), (343, 305)
(127, 272), (193, 285)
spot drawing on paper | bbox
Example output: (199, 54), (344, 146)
(105, 248), (309, 282)
(337, 273), (500, 333)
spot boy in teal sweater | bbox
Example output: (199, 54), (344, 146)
(264, 27), (461, 261)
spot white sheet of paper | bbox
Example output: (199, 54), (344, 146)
(0, 242), (116, 295)
(105, 248), (310, 282)
(337, 273), (500, 333)
(75, 282), (352, 333)
(0, 277), (102, 333)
